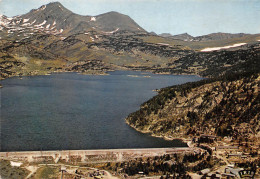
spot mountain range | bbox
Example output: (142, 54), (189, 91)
(0, 2), (145, 36)
(0, 2), (256, 41)
(0, 2), (259, 80)
(159, 32), (250, 42)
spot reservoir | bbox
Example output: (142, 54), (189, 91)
(0, 71), (202, 151)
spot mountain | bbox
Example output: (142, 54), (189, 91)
(158, 32), (251, 42)
(159, 33), (173, 38)
(171, 33), (194, 41)
(0, 2), (146, 35)
(149, 31), (157, 35)
(193, 32), (250, 41)
(93, 11), (146, 32)
(158, 32), (194, 41)
(1, 2), (260, 80)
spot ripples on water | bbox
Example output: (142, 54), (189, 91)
(0, 71), (202, 151)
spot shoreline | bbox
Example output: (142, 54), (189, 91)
(0, 68), (203, 81)
(0, 147), (192, 154)
(125, 119), (190, 146)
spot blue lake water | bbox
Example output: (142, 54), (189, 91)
(0, 71), (202, 151)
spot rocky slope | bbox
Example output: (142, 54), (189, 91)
(0, 2), (145, 36)
(126, 73), (260, 142)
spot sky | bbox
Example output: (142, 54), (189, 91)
(0, 0), (259, 36)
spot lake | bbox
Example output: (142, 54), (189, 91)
(0, 71), (202, 151)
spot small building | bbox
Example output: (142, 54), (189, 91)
(224, 167), (243, 178)
(199, 134), (217, 143)
(61, 166), (66, 179)
(61, 166), (66, 171)
(199, 168), (210, 175)
(138, 171), (144, 175)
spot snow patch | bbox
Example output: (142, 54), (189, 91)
(23, 18), (29, 23)
(10, 161), (23, 167)
(90, 37), (94, 41)
(35, 20), (46, 27)
(52, 21), (56, 26)
(104, 28), (119, 34)
(50, 26), (56, 30)
(59, 29), (63, 33)
(90, 17), (96, 22)
(46, 24), (50, 29)
(201, 43), (247, 52)
(157, 43), (170, 46)
(40, 5), (46, 11)
(258, 40), (260, 42)
(31, 20), (36, 25)
(21, 23), (30, 26)
(59, 5), (63, 11)
(95, 35), (98, 39)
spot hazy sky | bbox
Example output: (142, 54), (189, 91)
(0, 0), (259, 36)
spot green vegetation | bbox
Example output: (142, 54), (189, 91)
(126, 72), (260, 140)
(0, 160), (29, 179)
(33, 166), (59, 179)
(99, 151), (220, 178)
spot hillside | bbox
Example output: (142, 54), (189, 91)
(1, 2), (260, 80)
(155, 43), (260, 77)
(126, 73), (260, 143)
